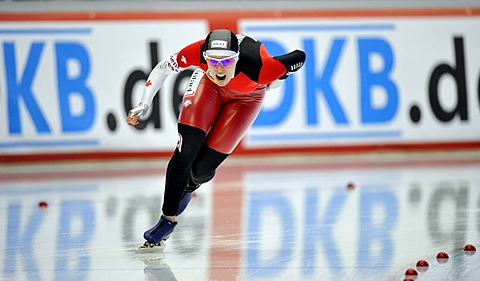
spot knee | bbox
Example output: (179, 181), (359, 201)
(191, 168), (215, 185)
(190, 145), (229, 184)
(175, 123), (206, 160)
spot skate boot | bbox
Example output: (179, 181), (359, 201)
(136, 215), (177, 255)
(144, 215), (177, 243)
(176, 183), (200, 216)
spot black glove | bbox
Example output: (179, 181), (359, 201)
(274, 50), (306, 80)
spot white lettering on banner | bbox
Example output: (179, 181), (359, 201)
(241, 19), (480, 147)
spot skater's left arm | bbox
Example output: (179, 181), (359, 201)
(126, 53), (184, 126)
(258, 48), (306, 89)
(127, 41), (204, 126)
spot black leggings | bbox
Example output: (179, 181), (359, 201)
(162, 123), (229, 215)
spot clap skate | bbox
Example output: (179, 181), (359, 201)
(135, 215), (177, 256)
(135, 240), (167, 256)
(136, 183), (199, 256)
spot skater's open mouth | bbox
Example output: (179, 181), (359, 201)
(216, 74), (227, 81)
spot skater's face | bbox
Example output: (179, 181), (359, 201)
(204, 52), (238, 87)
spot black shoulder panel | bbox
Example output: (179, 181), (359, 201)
(235, 36), (262, 82)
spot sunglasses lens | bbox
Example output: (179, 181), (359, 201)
(207, 58), (219, 65)
(224, 58), (235, 65)
(206, 57), (235, 66)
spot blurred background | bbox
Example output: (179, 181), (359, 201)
(1, 1), (480, 281)
(1, 0), (479, 161)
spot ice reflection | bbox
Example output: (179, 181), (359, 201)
(0, 156), (479, 280)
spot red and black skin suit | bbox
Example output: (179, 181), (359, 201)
(133, 32), (305, 216)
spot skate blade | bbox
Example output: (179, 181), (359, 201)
(136, 252), (166, 264)
(135, 242), (166, 258)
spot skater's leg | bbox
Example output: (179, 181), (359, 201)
(175, 145), (229, 216)
(143, 124), (205, 244)
(170, 74), (222, 217)
(203, 88), (265, 154)
(175, 179), (199, 216)
(176, 89), (264, 218)
(176, 90), (264, 216)
(162, 123), (205, 217)
(191, 144), (229, 184)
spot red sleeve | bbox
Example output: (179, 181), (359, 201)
(177, 39), (205, 68)
(257, 44), (287, 84)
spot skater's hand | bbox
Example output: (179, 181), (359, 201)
(126, 102), (148, 126)
(267, 79), (284, 91)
